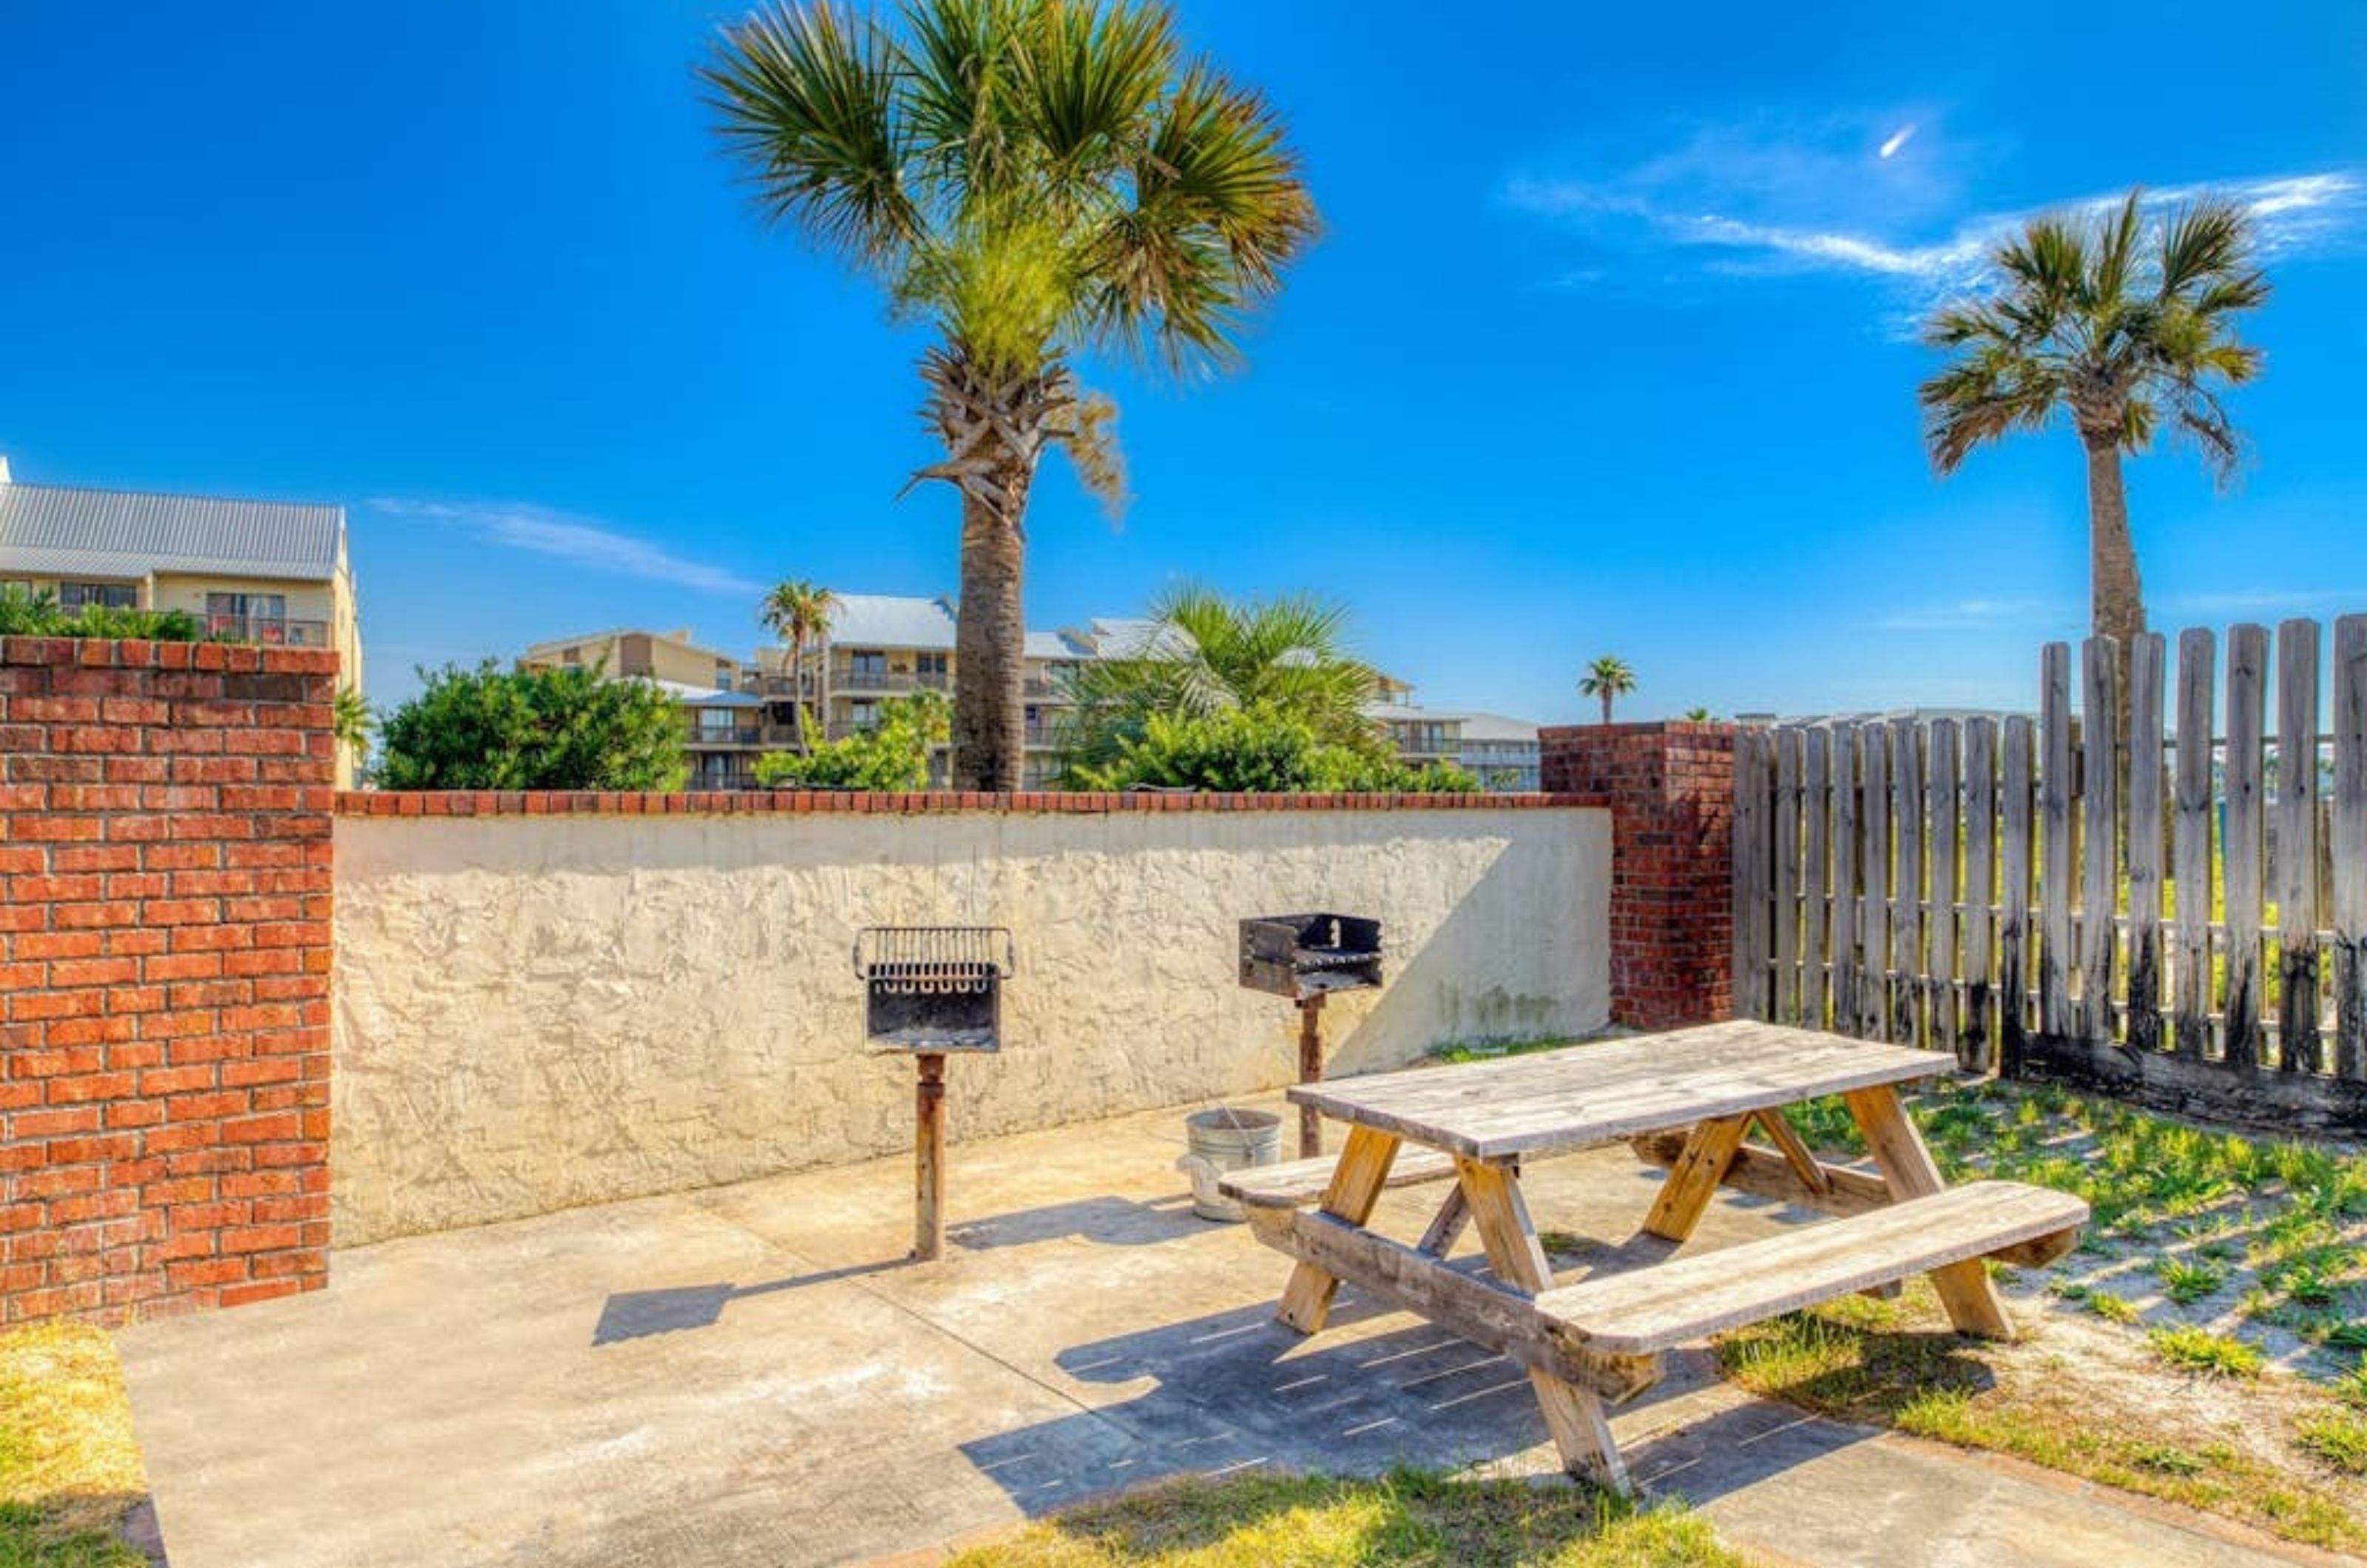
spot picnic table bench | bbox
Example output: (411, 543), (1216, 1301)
(1220, 1021), (2088, 1492)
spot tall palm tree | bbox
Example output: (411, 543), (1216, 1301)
(1919, 190), (2269, 658)
(1056, 584), (1385, 781)
(703, 0), (1317, 789)
(1580, 655), (1635, 726)
(758, 578), (837, 733)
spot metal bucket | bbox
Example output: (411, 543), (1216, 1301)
(1176, 1107), (1283, 1223)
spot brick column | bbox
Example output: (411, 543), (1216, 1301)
(1, 638), (337, 1325)
(1541, 721), (1737, 1031)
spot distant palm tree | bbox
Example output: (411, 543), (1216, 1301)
(333, 684), (373, 768)
(1684, 706), (1713, 723)
(1056, 584), (1384, 780)
(759, 578), (837, 731)
(1919, 189), (2269, 658)
(1580, 655), (1636, 726)
(703, 0), (1317, 790)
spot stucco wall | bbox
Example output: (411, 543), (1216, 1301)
(331, 805), (1610, 1243)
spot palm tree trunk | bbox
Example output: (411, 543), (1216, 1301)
(1598, 692), (1613, 726)
(2083, 431), (2144, 821)
(2082, 435), (2145, 648)
(953, 479), (1029, 791)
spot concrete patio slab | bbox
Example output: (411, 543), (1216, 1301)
(120, 1094), (2323, 1568)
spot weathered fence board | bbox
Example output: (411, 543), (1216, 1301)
(2336, 615), (2367, 1081)
(2277, 619), (2323, 1073)
(1830, 725), (1860, 1039)
(2125, 634), (2164, 1055)
(1773, 727), (1800, 1024)
(1734, 609), (2367, 1134)
(2225, 624), (2268, 1070)
(1930, 720), (1962, 1059)
(2172, 629), (2216, 1059)
(2079, 638), (2121, 1044)
(1800, 727), (1830, 1031)
(1891, 718), (1924, 1047)
(1963, 717), (1997, 1071)
(2001, 714), (2035, 1072)
(1732, 728), (1772, 1022)
(2039, 644), (2073, 1040)
(1861, 723), (1891, 1041)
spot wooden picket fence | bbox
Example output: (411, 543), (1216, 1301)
(1732, 615), (2367, 1130)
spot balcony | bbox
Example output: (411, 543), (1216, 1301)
(837, 669), (952, 694)
(687, 726), (766, 749)
(204, 615), (331, 649)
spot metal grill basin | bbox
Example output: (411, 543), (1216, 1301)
(1239, 913), (1383, 1001)
(855, 927), (1015, 1052)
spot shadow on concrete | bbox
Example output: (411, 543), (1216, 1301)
(591, 1256), (911, 1345)
(957, 1283), (1731, 1518)
(948, 1192), (1205, 1251)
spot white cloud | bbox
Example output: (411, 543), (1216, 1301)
(1506, 115), (2366, 317)
(366, 498), (762, 597)
(1872, 598), (2073, 632)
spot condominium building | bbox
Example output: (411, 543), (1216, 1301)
(0, 460), (367, 784)
(1367, 698), (1544, 792)
(521, 595), (1543, 792)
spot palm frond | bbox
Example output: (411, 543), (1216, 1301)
(701, 4), (919, 267)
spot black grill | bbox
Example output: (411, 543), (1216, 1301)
(854, 927), (1015, 1052)
(1238, 913), (1383, 1001)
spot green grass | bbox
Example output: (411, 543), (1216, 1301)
(1714, 1284), (2359, 1550)
(2153, 1258), (2226, 1306)
(940, 1470), (1744, 1568)
(0, 1325), (146, 1568)
(2297, 1410), (2367, 1475)
(2147, 1325), (2267, 1379)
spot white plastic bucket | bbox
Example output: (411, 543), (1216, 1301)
(1176, 1107), (1283, 1223)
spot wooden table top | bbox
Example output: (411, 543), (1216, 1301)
(1287, 1021), (1948, 1160)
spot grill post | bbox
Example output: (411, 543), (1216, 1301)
(914, 1052), (947, 1261)
(1297, 996), (1325, 1158)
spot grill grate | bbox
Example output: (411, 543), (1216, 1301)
(855, 927), (1015, 1055)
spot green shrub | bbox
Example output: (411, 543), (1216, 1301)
(375, 661), (687, 790)
(754, 691), (948, 791)
(1066, 703), (1478, 794)
(0, 586), (205, 641)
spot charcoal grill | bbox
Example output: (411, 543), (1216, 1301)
(855, 926), (1016, 1260)
(1238, 913), (1382, 1157)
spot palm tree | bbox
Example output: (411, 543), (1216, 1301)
(1580, 655), (1635, 726)
(703, 1), (1317, 790)
(759, 578), (837, 735)
(1056, 584), (1385, 781)
(1919, 190), (2269, 658)
(333, 684), (373, 771)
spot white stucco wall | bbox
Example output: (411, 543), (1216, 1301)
(331, 806), (1610, 1243)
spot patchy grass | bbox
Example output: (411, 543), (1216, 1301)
(1712, 1075), (2367, 1551)
(0, 1323), (146, 1568)
(2147, 1325), (2265, 1379)
(941, 1470), (1743, 1568)
(1715, 1281), (2360, 1550)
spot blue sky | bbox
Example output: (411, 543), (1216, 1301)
(1, 1), (2362, 720)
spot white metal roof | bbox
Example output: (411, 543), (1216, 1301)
(826, 594), (959, 650)
(0, 481), (344, 582)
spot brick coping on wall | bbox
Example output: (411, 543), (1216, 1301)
(0, 636), (341, 677)
(337, 789), (1611, 817)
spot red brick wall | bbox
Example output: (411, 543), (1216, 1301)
(1, 638), (337, 1325)
(1541, 722), (1737, 1031)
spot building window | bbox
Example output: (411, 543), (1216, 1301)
(61, 582), (139, 611)
(848, 650), (886, 675)
(916, 652), (948, 676)
(847, 700), (879, 731)
(561, 646), (581, 666)
(695, 708), (739, 737)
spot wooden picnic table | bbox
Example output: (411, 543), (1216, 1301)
(1220, 1021), (2088, 1492)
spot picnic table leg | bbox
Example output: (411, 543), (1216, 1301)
(1275, 1126), (1400, 1334)
(1842, 1084), (2015, 1339)
(1639, 1115), (1752, 1242)
(1455, 1157), (1630, 1493)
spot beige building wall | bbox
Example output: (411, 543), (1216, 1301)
(331, 806), (1612, 1243)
